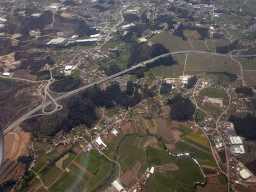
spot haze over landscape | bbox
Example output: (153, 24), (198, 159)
(1, 0), (256, 192)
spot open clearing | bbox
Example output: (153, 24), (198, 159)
(243, 71), (256, 86)
(199, 88), (227, 99)
(151, 33), (193, 52)
(184, 54), (241, 76)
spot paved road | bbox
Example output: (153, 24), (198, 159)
(3, 50), (256, 135)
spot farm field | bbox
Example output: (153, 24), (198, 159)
(199, 88), (227, 99)
(149, 54), (186, 79)
(197, 174), (227, 192)
(183, 137), (211, 153)
(151, 33), (193, 52)
(184, 54), (241, 76)
(205, 39), (231, 52)
(189, 39), (209, 50)
(149, 64), (184, 79)
(187, 131), (209, 145)
(236, 58), (256, 70)
(50, 149), (116, 192)
(183, 30), (201, 39)
(175, 141), (217, 167)
(243, 71), (256, 86)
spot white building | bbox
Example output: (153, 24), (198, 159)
(165, 75), (193, 85)
(47, 37), (67, 45)
(111, 129), (118, 136)
(90, 34), (100, 38)
(149, 167), (154, 174)
(0, 17), (7, 23)
(138, 37), (147, 43)
(233, 145), (245, 155)
(31, 13), (42, 17)
(2, 72), (10, 76)
(95, 136), (106, 148)
(239, 169), (252, 180)
(121, 23), (135, 30)
(112, 180), (125, 192)
(229, 136), (243, 145)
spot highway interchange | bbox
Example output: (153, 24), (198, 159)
(3, 50), (256, 135)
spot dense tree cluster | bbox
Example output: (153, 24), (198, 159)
(160, 83), (172, 94)
(168, 94), (195, 121)
(14, 56), (54, 74)
(216, 40), (243, 54)
(235, 86), (254, 97)
(229, 114), (256, 140)
(127, 42), (169, 68)
(86, 82), (142, 109)
(186, 75), (197, 89)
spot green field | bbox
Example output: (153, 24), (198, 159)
(175, 141), (217, 167)
(199, 88), (227, 99)
(75, 150), (101, 174)
(62, 152), (77, 169)
(205, 39), (231, 52)
(151, 33), (193, 52)
(51, 150), (115, 192)
(183, 137), (211, 153)
(243, 71), (256, 86)
(149, 64), (184, 79)
(184, 54), (241, 76)
(117, 135), (145, 172)
(194, 109), (207, 123)
(236, 58), (256, 70)
(189, 39), (208, 50)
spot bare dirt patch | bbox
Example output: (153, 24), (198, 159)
(72, 146), (81, 154)
(170, 120), (187, 129)
(0, 126), (31, 185)
(193, 127), (199, 132)
(145, 119), (155, 134)
(144, 137), (161, 150)
(60, 12), (73, 18)
(155, 115), (174, 142)
(155, 163), (179, 174)
(132, 161), (142, 175)
(161, 105), (171, 118)
(121, 122), (133, 134)
(166, 144), (175, 151)
(172, 130), (182, 141)
(120, 170), (137, 187)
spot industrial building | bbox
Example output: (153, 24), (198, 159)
(112, 180), (125, 192)
(229, 136), (243, 145)
(121, 23), (135, 30)
(229, 136), (245, 155)
(0, 17), (7, 23)
(47, 37), (67, 45)
(165, 75), (193, 86)
(239, 169), (252, 180)
(95, 136), (107, 148)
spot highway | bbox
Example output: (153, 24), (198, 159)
(3, 50), (256, 135)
